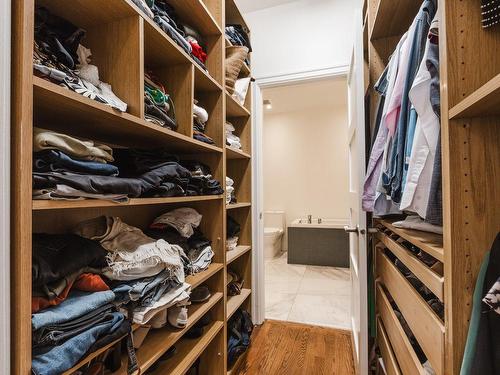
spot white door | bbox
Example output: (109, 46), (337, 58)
(346, 7), (368, 375)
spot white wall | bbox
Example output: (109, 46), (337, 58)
(241, 0), (356, 79)
(263, 78), (350, 250)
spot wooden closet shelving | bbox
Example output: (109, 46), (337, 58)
(11, 0), (253, 373)
(366, 1), (500, 375)
(224, 1), (253, 373)
(448, 73), (500, 119)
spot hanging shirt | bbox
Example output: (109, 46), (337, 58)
(399, 37), (440, 218)
(362, 34), (407, 212)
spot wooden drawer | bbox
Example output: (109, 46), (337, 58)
(376, 231), (444, 301)
(376, 250), (445, 375)
(377, 317), (401, 375)
(376, 284), (426, 375)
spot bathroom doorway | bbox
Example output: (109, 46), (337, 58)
(259, 77), (352, 329)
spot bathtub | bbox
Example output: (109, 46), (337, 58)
(287, 218), (349, 267)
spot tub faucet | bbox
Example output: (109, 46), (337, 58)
(318, 218), (322, 224)
(307, 215), (312, 224)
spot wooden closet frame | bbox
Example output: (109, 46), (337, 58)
(11, 0), (253, 373)
(364, 0), (500, 374)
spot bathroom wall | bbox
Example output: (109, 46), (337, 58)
(236, 0), (357, 79)
(263, 78), (350, 250)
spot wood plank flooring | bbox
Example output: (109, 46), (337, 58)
(235, 320), (355, 375)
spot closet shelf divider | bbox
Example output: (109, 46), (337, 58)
(227, 245), (251, 264)
(448, 73), (500, 119)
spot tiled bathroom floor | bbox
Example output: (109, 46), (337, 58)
(265, 252), (351, 330)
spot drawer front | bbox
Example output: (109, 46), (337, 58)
(376, 231), (444, 301)
(377, 317), (402, 375)
(376, 285), (425, 375)
(377, 250), (445, 375)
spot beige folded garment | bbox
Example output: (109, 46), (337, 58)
(33, 127), (114, 163)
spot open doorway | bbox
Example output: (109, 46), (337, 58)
(259, 77), (352, 329)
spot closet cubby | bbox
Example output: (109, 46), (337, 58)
(227, 158), (251, 203)
(144, 63), (195, 137)
(195, 87), (224, 147)
(227, 115), (252, 156)
(36, 0), (144, 117)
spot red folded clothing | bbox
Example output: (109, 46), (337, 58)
(190, 41), (207, 63)
(32, 273), (109, 313)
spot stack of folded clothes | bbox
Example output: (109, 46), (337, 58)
(193, 100), (214, 144)
(33, 133), (224, 201)
(225, 122), (242, 150)
(148, 208), (215, 276)
(34, 7), (127, 112)
(74, 215), (191, 330)
(32, 128), (128, 203)
(180, 160), (224, 196)
(226, 176), (236, 205)
(144, 72), (177, 130)
(133, 0), (209, 71)
(31, 233), (133, 375)
(226, 215), (241, 252)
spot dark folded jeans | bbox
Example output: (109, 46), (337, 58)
(33, 233), (107, 288)
(33, 162), (192, 198)
(227, 216), (241, 238)
(34, 150), (119, 176)
(33, 303), (115, 349)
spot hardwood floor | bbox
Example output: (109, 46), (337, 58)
(235, 320), (355, 375)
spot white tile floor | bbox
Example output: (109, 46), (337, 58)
(265, 252), (351, 329)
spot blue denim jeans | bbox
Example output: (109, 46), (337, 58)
(113, 269), (177, 306)
(34, 150), (119, 176)
(32, 312), (125, 375)
(32, 290), (115, 330)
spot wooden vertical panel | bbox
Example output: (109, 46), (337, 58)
(85, 16), (144, 117)
(206, 34), (224, 85)
(11, 0), (34, 373)
(203, 0), (223, 29)
(155, 64), (195, 137)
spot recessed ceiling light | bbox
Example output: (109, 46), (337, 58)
(263, 99), (272, 110)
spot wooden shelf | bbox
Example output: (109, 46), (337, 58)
(226, 202), (251, 210)
(32, 195), (224, 211)
(376, 219), (444, 262)
(33, 77), (223, 153)
(226, 92), (251, 118)
(227, 289), (251, 319)
(226, 147), (251, 159)
(186, 263), (224, 289)
(449, 73), (500, 119)
(148, 321), (224, 375)
(227, 246), (251, 264)
(227, 350), (249, 375)
(114, 293), (223, 375)
(370, 0), (421, 40)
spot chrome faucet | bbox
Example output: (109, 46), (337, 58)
(307, 215), (312, 224)
(318, 218), (322, 224)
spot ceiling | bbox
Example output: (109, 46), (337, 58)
(262, 78), (347, 115)
(235, 0), (298, 13)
